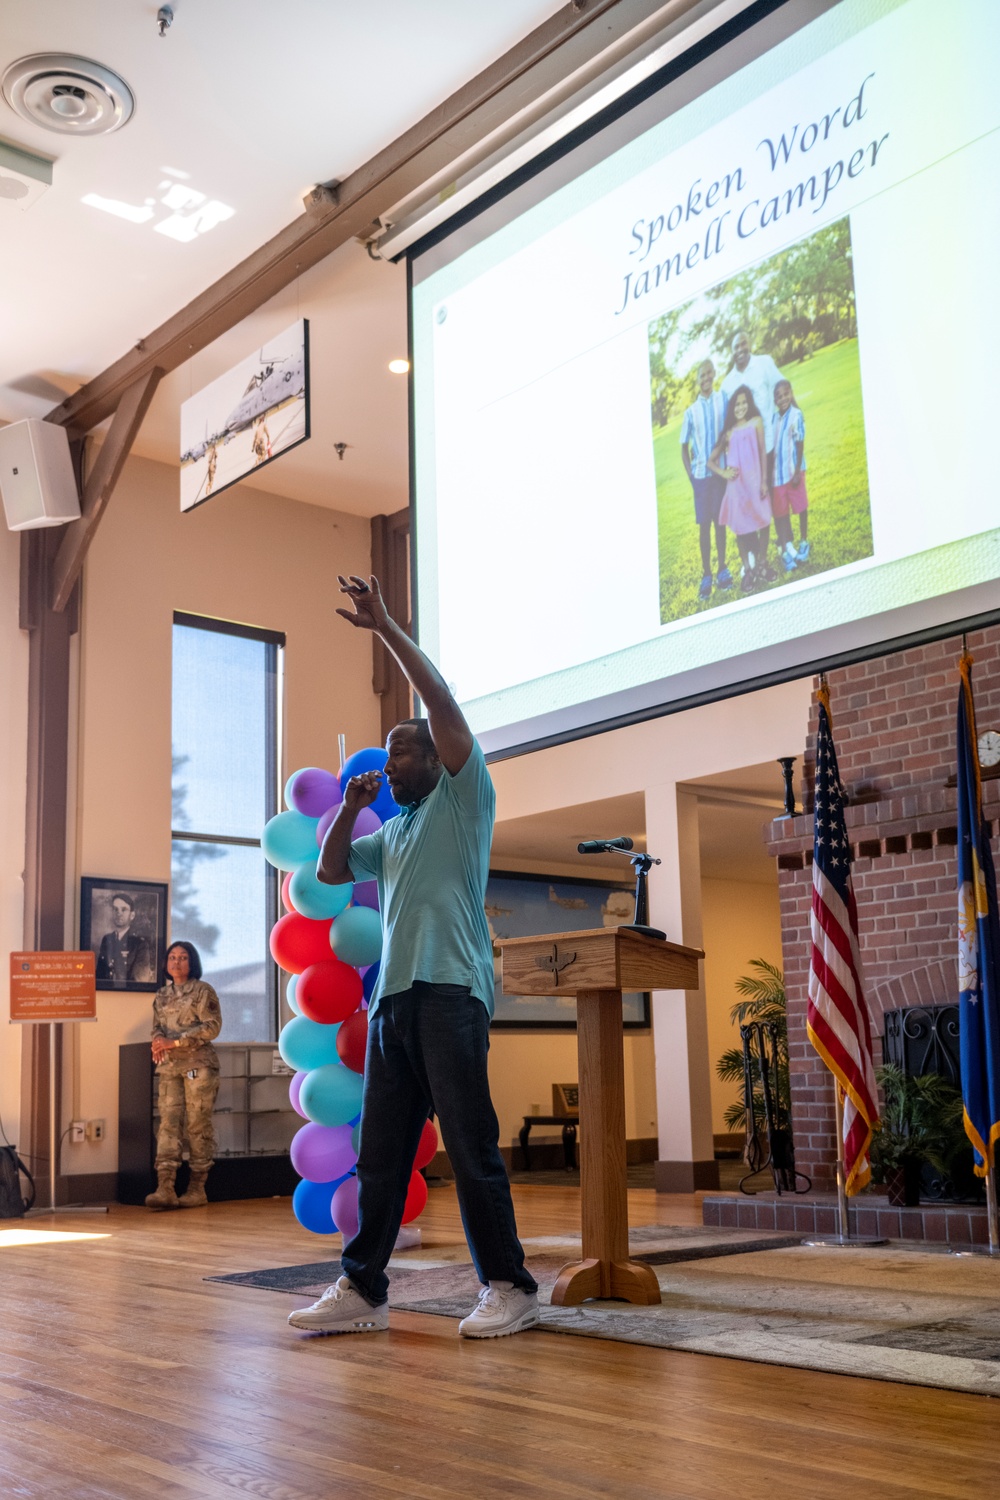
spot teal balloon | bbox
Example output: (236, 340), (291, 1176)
(289, 862), (353, 921)
(300, 1063), (365, 1127)
(278, 1014), (341, 1072)
(329, 905), (383, 967)
(286, 975), (301, 1016)
(350, 1120), (361, 1154)
(261, 810), (320, 871)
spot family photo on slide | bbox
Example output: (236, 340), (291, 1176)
(647, 217), (874, 624)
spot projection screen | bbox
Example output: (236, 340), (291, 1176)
(409, 0), (1000, 756)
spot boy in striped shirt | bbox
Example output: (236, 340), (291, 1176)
(771, 378), (809, 569)
(680, 359), (732, 601)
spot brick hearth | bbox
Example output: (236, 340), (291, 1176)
(702, 1192), (993, 1246)
(764, 625), (1000, 1191)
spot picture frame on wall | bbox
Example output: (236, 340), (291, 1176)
(80, 877), (168, 993)
(179, 318), (310, 512)
(486, 869), (650, 1029)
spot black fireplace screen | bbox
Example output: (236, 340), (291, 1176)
(882, 1004), (983, 1203)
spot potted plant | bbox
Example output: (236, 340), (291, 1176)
(870, 1064), (965, 1206)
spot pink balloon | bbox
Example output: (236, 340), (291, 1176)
(317, 803), (382, 848)
(352, 881), (379, 911)
(331, 1175), (359, 1239)
(291, 1121), (358, 1184)
(289, 1071), (308, 1119)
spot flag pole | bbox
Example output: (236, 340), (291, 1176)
(987, 1164), (999, 1256)
(803, 675), (881, 1248)
(833, 1079), (850, 1240)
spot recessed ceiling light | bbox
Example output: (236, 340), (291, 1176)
(388, 359), (410, 375)
(3, 54), (134, 136)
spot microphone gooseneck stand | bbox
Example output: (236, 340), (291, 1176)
(577, 837), (665, 940)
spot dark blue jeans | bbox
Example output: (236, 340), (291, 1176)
(341, 983), (537, 1305)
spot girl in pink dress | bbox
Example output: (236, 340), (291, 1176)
(709, 385), (774, 592)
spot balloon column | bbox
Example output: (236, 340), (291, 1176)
(263, 754), (437, 1237)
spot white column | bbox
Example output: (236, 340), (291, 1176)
(645, 780), (717, 1191)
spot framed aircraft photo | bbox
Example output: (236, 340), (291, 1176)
(179, 318), (310, 511)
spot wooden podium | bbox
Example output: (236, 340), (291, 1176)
(498, 926), (702, 1306)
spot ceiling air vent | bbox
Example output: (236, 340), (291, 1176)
(2, 54), (134, 136)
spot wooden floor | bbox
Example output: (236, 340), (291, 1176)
(1, 1183), (997, 1500)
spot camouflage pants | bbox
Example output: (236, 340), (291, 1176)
(155, 1069), (219, 1172)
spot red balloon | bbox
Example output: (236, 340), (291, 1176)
(335, 1008), (369, 1073)
(269, 912), (334, 975)
(412, 1118), (438, 1171)
(299, 960), (363, 1025)
(401, 1169), (428, 1224)
(281, 871), (296, 912)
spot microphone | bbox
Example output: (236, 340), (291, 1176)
(577, 837), (634, 854)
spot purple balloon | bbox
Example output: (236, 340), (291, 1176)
(331, 1175), (360, 1239)
(289, 1070), (308, 1119)
(288, 768), (342, 819)
(315, 802), (382, 849)
(290, 1121), (359, 1184)
(352, 880), (379, 911)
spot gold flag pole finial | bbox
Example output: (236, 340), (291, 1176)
(818, 670), (831, 724)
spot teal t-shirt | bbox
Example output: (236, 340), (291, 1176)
(348, 740), (495, 1018)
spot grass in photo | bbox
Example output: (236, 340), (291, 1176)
(648, 218), (873, 624)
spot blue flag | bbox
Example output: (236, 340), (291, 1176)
(957, 656), (1000, 1175)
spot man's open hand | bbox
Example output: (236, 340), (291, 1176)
(336, 575), (390, 633)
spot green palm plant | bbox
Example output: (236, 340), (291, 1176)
(715, 959), (790, 1134)
(869, 1064), (966, 1178)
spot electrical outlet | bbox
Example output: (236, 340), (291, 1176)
(86, 1118), (105, 1143)
(70, 1119), (85, 1144)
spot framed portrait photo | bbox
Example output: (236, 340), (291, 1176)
(80, 877), (167, 993)
(486, 870), (650, 1030)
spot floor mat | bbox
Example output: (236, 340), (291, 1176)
(209, 1232), (1000, 1396)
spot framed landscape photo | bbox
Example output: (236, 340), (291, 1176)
(486, 870), (650, 1029)
(80, 877), (167, 993)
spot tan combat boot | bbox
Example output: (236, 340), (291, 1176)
(145, 1167), (179, 1210)
(177, 1168), (210, 1208)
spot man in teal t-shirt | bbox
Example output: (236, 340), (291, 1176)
(287, 575), (538, 1341)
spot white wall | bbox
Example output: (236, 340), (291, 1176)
(61, 452), (380, 1178)
(0, 524), (28, 1148)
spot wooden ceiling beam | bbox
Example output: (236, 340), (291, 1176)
(46, 0), (687, 436)
(49, 368), (162, 612)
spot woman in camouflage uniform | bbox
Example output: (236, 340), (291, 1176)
(145, 942), (223, 1210)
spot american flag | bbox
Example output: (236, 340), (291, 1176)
(807, 685), (879, 1193)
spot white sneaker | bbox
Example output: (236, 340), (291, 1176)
(287, 1276), (388, 1334)
(458, 1285), (540, 1339)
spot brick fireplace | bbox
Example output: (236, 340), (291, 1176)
(764, 625), (1000, 1191)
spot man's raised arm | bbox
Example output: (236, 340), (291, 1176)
(336, 575), (472, 775)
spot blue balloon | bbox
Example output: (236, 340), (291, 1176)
(330, 906), (383, 968)
(289, 861), (354, 921)
(262, 810), (320, 871)
(362, 962), (380, 1003)
(339, 747), (387, 791)
(292, 1175), (350, 1235)
(278, 1015), (341, 1072)
(286, 975), (301, 1016)
(300, 1062), (365, 1127)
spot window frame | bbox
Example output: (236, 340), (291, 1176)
(171, 610), (285, 1041)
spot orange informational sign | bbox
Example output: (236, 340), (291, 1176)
(9, 951), (97, 1023)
